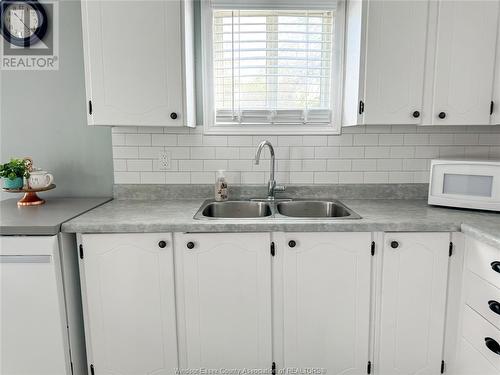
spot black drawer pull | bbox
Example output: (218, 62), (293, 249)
(412, 111), (420, 118)
(288, 240), (296, 248)
(158, 241), (167, 248)
(489, 300), (500, 315)
(186, 241), (195, 249)
(390, 241), (399, 249)
(485, 337), (500, 355)
(491, 261), (500, 274)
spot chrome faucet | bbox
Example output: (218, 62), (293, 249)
(254, 140), (285, 200)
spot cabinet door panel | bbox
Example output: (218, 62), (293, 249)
(82, 0), (183, 126)
(378, 233), (450, 375)
(282, 233), (372, 375)
(364, 0), (429, 124)
(81, 234), (177, 375)
(175, 233), (272, 369)
(432, 1), (500, 125)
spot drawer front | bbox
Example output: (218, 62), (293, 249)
(466, 237), (500, 289)
(465, 270), (500, 330)
(453, 337), (499, 375)
(463, 305), (500, 371)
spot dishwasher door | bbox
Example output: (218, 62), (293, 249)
(0, 235), (70, 375)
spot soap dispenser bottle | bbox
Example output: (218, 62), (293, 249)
(215, 170), (228, 201)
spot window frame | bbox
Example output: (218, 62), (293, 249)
(201, 0), (346, 135)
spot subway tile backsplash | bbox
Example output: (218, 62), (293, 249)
(112, 125), (500, 185)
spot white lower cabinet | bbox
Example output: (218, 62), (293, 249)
(377, 233), (451, 375)
(450, 236), (500, 375)
(79, 233), (178, 375)
(173, 232), (272, 369)
(78, 231), (457, 375)
(279, 232), (373, 375)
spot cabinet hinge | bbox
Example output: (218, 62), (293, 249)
(89, 100), (93, 115)
(272, 362), (276, 375)
(79, 244), (84, 259)
(491, 101), (494, 115)
(367, 361), (372, 374)
(371, 241), (375, 256)
(440, 360), (445, 374)
(270, 242), (275, 257)
(90, 364), (95, 375)
(449, 242), (453, 257)
(359, 100), (365, 115)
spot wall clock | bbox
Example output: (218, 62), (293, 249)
(0, 0), (47, 47)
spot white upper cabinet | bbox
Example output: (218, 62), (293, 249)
(280, 232), (372, 375)
(427, 0), (500, 125)
(344, 0), (500, 127)
(81, 0), (195, 127)
(344, 0), (430, 126)
(80, 234), (178, 375)
(493, 15), (500, 125)
(174, 233), (272, 369)
(377, 233), (450, 375)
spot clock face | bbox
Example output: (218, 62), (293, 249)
(0, 1), (47, 47)
(4, 3), (40, 39)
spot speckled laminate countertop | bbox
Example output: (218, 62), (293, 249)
(61, 198), (500, 248)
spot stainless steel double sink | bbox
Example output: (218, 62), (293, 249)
(194, 199), (361, 220)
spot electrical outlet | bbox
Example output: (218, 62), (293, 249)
(158, 151), (171, 171)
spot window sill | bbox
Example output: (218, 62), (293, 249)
(203, 124), (341, 135)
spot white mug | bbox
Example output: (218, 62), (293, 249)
(29, 170), (54, 189)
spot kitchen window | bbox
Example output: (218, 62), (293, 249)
(201, 0), (345, 135)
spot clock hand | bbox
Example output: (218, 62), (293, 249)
(13, 12), (31, 33)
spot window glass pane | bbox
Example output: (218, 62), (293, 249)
(212, 9), (335, 124)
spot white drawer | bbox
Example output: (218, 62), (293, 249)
(453, 337), (499, 375)
(466, 237), (500, 289)
(463, 305), (500, 371)
(465, 270), (500, 330)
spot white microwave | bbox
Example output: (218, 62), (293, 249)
(428, 159), (500, 211)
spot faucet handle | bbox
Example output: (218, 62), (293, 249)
(274, 185), (286, 192)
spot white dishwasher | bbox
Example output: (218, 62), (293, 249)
(0, 235), (84, 375)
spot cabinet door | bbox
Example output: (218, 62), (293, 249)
(282, 232), (372, 375)
(493, 13), (500, 125)
(174, 233), (272, 369)
(378, 233), (450, 375)
(363, 0), (429, 125)
(432, 1), (500, 125)
(81, 0), (184, 126)
(80, 234), (177, 375)
(0, 236), (69, 375)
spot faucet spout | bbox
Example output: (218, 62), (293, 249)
(254, 140), (284, 200)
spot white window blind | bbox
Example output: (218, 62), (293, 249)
(212, 7), (335, 126)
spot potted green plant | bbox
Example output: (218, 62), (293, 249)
(0, 159), (30, 189)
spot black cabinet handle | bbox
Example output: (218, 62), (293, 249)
(288, 240), (296, 248)
(438, 112), (446, 119)
(412, 111), (420, 118)
(485, 337), (500, 355)
(158, 240), (167, 248)
(391, 241), (399, 249)
(491, 261), (500, 274)
(187, 241), (195, 249)
(488, 300), (500, 315)
(170, 112), (178, 120)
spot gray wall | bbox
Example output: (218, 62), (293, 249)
(0, 0), (113, 200)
